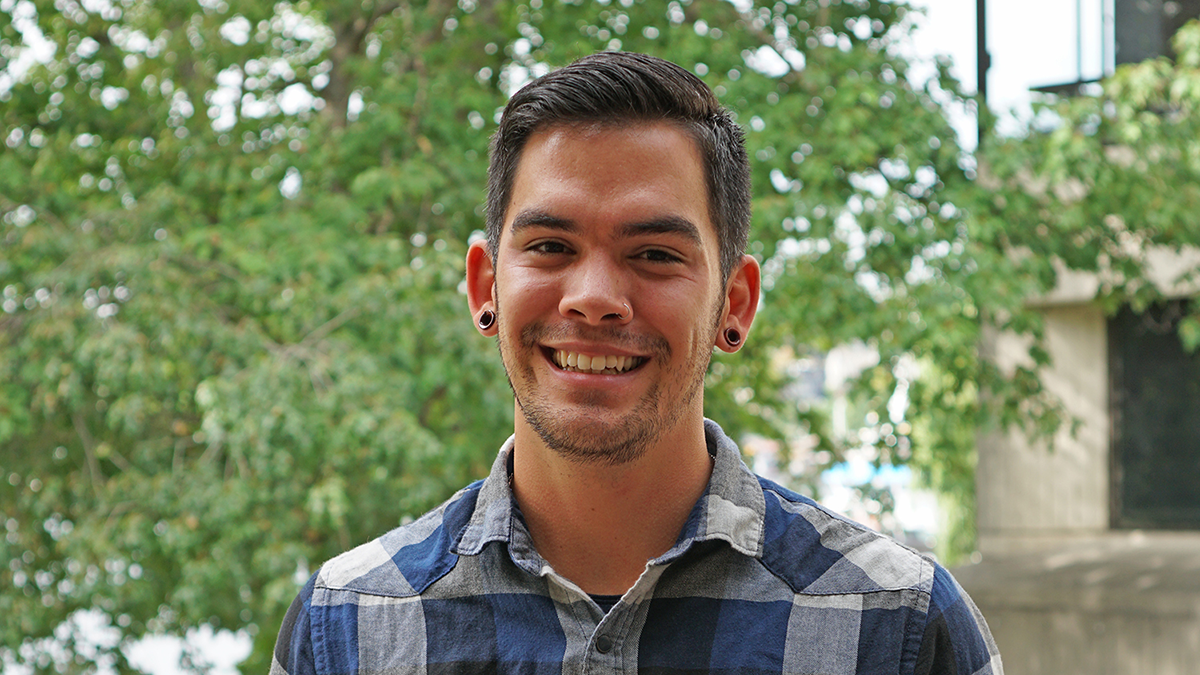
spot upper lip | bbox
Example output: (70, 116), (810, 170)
(542, 342), (645, 358)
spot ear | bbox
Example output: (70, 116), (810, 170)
(716, 254), (761, 353)
(466, 239), (498, 336)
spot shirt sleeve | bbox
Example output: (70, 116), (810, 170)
(269, 573), (319, 675)
(914, 564), (1004, 675)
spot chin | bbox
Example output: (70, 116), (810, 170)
(520, 402), (662, 467)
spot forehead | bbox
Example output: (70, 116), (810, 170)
(505, 122), (714, 243)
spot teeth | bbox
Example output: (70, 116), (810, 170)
(552, 350), (642, 374)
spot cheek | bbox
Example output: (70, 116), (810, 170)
(651, 297), (714, 345)
(496, 270), (560, 313)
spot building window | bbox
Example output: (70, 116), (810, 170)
(1109, 300), (1200, 528)
(1115, 0), (1200, 66)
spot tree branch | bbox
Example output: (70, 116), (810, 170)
(72, 411), (103, 494)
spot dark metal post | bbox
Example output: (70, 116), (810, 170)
(976, 0), (990, 145)
(1077, 0), (1085, 82)
(976, 0), (989, 101)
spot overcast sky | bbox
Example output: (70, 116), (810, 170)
(912, 0), (1111, 136)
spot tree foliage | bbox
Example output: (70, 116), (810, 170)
(969, 20), (1200, 342)
(936, 19), (1200, 552)
(10, 2), (1193, 673)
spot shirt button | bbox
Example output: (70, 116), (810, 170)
(595, 635), (614, 654)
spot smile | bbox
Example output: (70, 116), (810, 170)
(551, 349), (646, 375)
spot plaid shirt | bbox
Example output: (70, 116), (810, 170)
(271, 420), (1002, 674)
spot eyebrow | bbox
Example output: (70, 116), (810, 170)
(510, 209), (574, 234)
(618, 216), (702, 245)
(509, 209), (703, 245)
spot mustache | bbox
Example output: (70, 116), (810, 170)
(519, 321), (670, 360)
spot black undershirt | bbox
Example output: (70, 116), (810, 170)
(590, 594), (622, 613)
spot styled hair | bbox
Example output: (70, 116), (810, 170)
(485, 51), (751, 282)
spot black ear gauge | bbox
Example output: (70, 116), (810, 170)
(724, 328), (742, 347)
(478, 310), (496, 330)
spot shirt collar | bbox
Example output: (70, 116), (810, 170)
(452, 419), (766, 561)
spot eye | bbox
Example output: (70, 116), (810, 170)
(528, 240), (572, 255)
(635, 248), (683, 264)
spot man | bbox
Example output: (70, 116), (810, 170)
(270, 52), (1002, 674)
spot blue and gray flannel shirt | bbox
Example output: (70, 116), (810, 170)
(270, 419), (1002, 674)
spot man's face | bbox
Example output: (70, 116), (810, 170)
(488, 122), (728, 465)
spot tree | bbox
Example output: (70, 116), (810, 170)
(1, 0), (1125, 671)
(936, 19), (1200, 554)
(968, 20), (1200, 339)
(3, 1), (515, 670)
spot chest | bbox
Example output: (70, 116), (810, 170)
(311, 561), (922, 675)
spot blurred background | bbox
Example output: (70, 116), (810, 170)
(3, 0), (1199, 672)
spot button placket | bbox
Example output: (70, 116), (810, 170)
(594, 634), (614, 654)
(587, 601), (627, 667)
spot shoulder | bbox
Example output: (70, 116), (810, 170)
(268, 481), (487, 674)
(754, 477), (1003, 673)
(269, 574), (318, 675)
(755, 476), (935, 597)
(315, 479), (484, 597)
(915, 564), (1004, 674)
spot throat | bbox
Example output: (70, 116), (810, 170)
(509, 435), (716, 597)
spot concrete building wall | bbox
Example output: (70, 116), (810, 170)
(956, 532), (1200, 675)
(977, 304), (1110, 552)
(974, 246), (1200, 551)
(987, 604), (1200, 675)
(958, 250), (1200, 674)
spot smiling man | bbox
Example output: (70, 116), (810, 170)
(270, 52), (1002, 674)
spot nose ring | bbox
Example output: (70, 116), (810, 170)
(616, 303), (631, 321)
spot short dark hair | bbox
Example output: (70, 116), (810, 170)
(485, 51), (751, 282)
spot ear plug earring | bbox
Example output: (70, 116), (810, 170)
(478, 310), (495, 330)
(724, 328), (742, 347)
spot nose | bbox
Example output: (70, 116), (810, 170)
(558, 253), (632, 325)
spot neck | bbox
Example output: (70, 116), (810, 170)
(510, 415), (713, 595)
